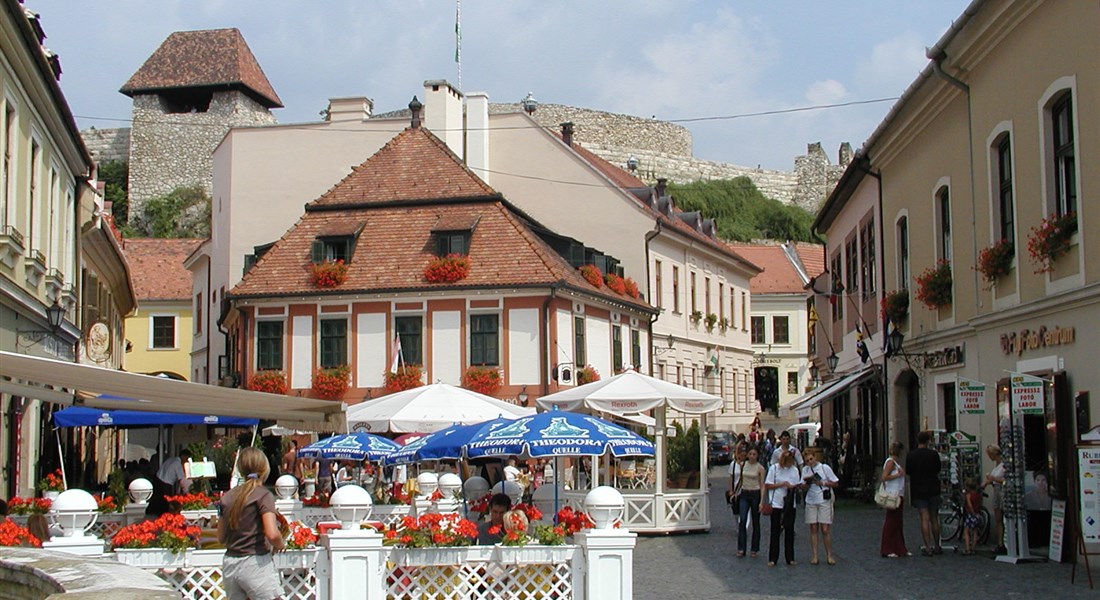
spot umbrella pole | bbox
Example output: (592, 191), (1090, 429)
(553, 456), (560, 517)
(56, 429), (67, 490)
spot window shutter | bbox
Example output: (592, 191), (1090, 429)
(311, 240), (324, 263)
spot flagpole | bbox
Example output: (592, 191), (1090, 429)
(455, 0), (462, 90)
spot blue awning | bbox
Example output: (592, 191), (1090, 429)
(53, 405), (259, 428)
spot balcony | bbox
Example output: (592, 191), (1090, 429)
(0, 225), (25, 269)
(24, 248), (47, 287)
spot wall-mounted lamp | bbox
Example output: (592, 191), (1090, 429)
(517, 385), (529, 405)
(17, 301), (65, 348)
(809, 364), (820, 383)
(653, 333), (675, 355)
(885, 326), (931, 364)
(826, 352), (839, 373)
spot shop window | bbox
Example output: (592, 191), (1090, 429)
(787, 372), (798, 395)
(941, 381), (957, 433)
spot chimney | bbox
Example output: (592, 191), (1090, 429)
(424, 80), (464, 157)
(561, 122), (574, 147)
(656, 178), (668, 198)
(408, 96), (423, 129)
(326, 97), (374, 122)
(466, 91), (490, 184)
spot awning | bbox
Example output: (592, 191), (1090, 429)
(786, 366), (879, 418)
(0, 351), (345, 430)
(53, 406), (259, 428)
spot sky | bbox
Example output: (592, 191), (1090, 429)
(37, 0), (972, 172)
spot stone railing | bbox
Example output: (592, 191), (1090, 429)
(0, 546), (177, 600)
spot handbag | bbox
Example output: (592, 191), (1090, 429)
(875, 482), (901, 509)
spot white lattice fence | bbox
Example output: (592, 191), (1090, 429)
(384, 546), (575, 600)
(89, 513), (126, 540)
(110, 548), (318, 600)
(293, 505), (412, 530)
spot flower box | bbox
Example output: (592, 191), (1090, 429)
(576, 365), (600, 385)
(113, 547), (189, 568)
(423, 254), (471, 283)
(248, 370), (288, 395)
(309, 260), (348, 288)
(461, 366), (501, 396)
(579, 264), (603, 288)
(975, 238), (1014, 284)
(493, 544), (574, 565)
(1027, 211), (1076, 273)
(915, 260), (952, 310)
(384, 365), (423, 393)
(394, 547), (469, 566)
(881, 289), (909, 324)
(605, 272), (627, 295)
(312, 365), (350, 399)
(274, 548), (318, 570)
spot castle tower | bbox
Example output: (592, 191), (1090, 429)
(120, 28), (281, 219)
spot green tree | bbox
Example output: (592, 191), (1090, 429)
(132, 185), (211, 238)
(668, 178), (816, 242)
(97, 160), (129, 225)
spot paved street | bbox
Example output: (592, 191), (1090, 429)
(634, 468), (1099, 599)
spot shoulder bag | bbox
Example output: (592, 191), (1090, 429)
(760, 464), (775, 515)
(874, 460), (901, 509)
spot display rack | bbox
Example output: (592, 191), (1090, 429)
(996, 415), (1043, 563)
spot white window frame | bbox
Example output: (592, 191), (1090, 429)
(149, 313), (178, 350)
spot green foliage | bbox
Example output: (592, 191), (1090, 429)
(133, 185), (211, 238)
(107, 467), (129, 509)
(98, 160), (129, 225)
(666, 420), (701, 475)
(668, 178), (816, 242)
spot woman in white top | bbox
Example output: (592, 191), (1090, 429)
(983, 445), (1006, 553)
(730, 446), (766, 557)
(801, 449), (840, 565)
(880, 442), (908, 557)
(764, 450), (804, 566)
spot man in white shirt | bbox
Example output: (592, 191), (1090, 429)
(770, 431), (804, 470)
(503, 458), (521, 482)
(156, 449), (192, 495)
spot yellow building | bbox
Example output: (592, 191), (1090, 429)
(123, 238), (200, 379)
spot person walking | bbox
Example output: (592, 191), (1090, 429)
(983, 445), (1006, 554)
(765, 450), (803, 567)
(880, 442), (909, 558)
(906, 431), (942, 556)
(217, 447), (285, 600)
(770, 430), (804, 470)
(802, 449), (839, 565)
(732, 446), (766, 557)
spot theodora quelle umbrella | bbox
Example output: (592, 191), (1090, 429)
(383, 417), (517, 466)
(463, 409), (655, 459)
(297, 432), (400, 461)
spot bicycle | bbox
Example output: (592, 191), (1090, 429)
(938, 490), (990, 547)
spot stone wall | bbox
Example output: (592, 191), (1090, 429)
(126, 90), (277, 218)
(0, 547), (177, 600)
(81, 127), (130, 165)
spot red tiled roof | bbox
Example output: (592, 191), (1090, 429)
(231, 128), (652, 311)
(792, 241), (826, 279)
(724, 243), (814, 294)
(309, 128), (498, 207)
(120, 28), (282, 108)
(123, 238), (202, 301)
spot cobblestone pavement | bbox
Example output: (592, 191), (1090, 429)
(634, 468), (1099, 600)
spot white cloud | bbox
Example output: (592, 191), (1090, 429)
(854, 32), (929, 94)
(805, 79), (848, 105)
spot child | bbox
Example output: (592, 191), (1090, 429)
(962, 479), (982, 555)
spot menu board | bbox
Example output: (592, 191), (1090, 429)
(1080, 447), (1100, 543)
(1049, 498), (1066, 562)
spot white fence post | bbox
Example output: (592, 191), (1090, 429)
(575, 529), (637, 600)
(317, 528), (386, 600)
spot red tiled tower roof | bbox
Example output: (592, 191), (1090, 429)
(123, 238), (202, 301)
(724, 242), (825, 294)
(120, 28), (282, 108)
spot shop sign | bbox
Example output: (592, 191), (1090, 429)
(957, 378), (986, 414)
(1010, 374), (1045, 415)
(752, 356), (782, 365)
(1048, 498), (1066, 562)
(923, 345), (964, 369)
(1000, 325), (1075, 356)
(1078, 448), (1100, 543)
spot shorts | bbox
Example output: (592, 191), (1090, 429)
(804, 501), (834, 524)
(963, 513), (980, 530)
(991, 485), (1003, 511)
(911, 495), (941, 512)
(223, 553), (282, 600)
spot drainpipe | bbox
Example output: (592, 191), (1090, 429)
(540, 283), (560, 400)
(928, 49), (980, 317)
(644, 218), (663, 376)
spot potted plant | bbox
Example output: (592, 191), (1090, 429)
(424, 254), (471, 283)
(667, 421), (700, 488)
(312, 365), (350, 399)
(0, 520), (41, 548)
(975, 238), (1015, 285)
(309, 259), (348, 288)
(605, 272), (628, 295)
(165, 492), (215, 511)
(461, 366), (501, 396)
(704, 313), (718, 330)
(576, 365), (600, 385)
(623, 277), (640, 299)
(719, 317), (730, 332)
(111, 513), (201, 566)
(1027, 211), (1076, 273)
(95, 494), (122, 514)
(690, 310), (703, 323)
(278, 521), (320, 570)
(578, 264), (603, 288)
(7, 496), (51, 516)
(881, 289), (910, 324)
(384, 364), (423, 393)
(38, 468), (65, 500)
(915, 260), (952, 310)
(247, 370), (288, 395)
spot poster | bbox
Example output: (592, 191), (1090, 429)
(958, 377), (986, 414)
(1049, 498), (1066, 562)
(1011, 373), (1045, 415)
(1080, 447), (1100, 543)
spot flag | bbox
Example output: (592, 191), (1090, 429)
(855, 328), (870, 364)
(454, 1), (462, 63)
(389, 334), (403, 374)
(807, 305), (819, 333)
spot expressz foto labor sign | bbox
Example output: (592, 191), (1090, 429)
(1010, 374), (1045, 415)
(958, 378), (986, 415)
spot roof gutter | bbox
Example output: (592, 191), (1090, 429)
(644, 219), (663, 375)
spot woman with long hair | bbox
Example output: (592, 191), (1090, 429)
(765, 450), (803, 566)
(983, 445), (1006, 554)
(217, 447), (285, 600)
(736, 446), (767, 557)
(880, 442), (909, 558)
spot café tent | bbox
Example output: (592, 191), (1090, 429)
(53, 406), (259, 428)
(346, 382), (534, 433)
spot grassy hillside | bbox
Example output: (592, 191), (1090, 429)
(668, 177), (817, 243)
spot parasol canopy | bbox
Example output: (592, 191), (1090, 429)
(463, 409), (655, 459)
(298, 432), (400, 461)
(535, 369), (722, 414)
(346, 382), (534, 433)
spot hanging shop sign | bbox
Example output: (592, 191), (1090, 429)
(999, 325), (1075, 357)
(1010, 373), (1045, 415)
(923, 345), (964, 369)
(1079, 447), (1100, 543)
(1049, 498), (1066, 562)
(957, 377), (987, 415)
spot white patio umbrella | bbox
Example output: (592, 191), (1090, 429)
(346, 383), (535, 434)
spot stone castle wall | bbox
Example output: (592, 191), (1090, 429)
(82, 126), (130, 164)
(126, 90), (276, 217)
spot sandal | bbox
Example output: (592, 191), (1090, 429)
(809, 558), (819, 565)
(827, 557), (836, 565)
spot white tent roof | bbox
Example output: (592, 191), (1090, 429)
(346, 382), (535, 433)
(0, 351), (345, 430)
(536, 370), (723, 415)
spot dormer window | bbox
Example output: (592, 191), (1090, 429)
(431, 215), (479, 256)
(311, 221), (364, 264)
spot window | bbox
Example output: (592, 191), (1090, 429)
(574, 315), (586, 367)
(897, 218), (909, 289)
(942, 381), (957, 434)
(844, 238), (858, 294)
(718, 283), (725, 321)
(787, 372), (799, 395)
(730, 289), (737, 328)
(29, 141), (39, 245)
(311, 236), (354, 263)
(2, 102), (14, 222)
(194, 293), (203, 334)
(772, 316), (789, 344)
(1051, 94), (1076, 217)
(672, 266), (680, 313)
(830, 253), (843, 321)
(654, 260), (663, 309)
(470, 314), (499, 366)
(740, 291), (747, 330)
(996, 136), (1015, 247)
(319, 318), (347, 368)
(704, 276), (711, 315)
(436, 231), (470, 256)
(860, 220), (876, 301)
(256, 321), (284, 370)
(690, 272), (697, 314)
(612, 325), (623, 373)
(630, 329), (641, 369)
(395, 316), (423, 365)
(151, 315), (176, 349)
(751, 316), (766, 344)
(937, 186), (952, 261)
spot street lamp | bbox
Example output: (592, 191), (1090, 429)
(826, 352), (840, 373)
(653, 333), (675, 355)
(809, 364), (820, 384)
(16, 301), (65, 348)
(887, 327), (905, 357)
